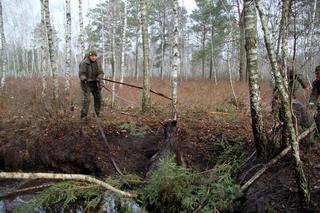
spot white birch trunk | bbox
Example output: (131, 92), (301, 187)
(111, 6), (116, 108)
(44, 0), (59, 99)
(64, 0), (71, 95)
(280, 0), (289, 87)
(0, 172), (136, 198)
(256, 0), (310, 205)
(79, 0), (85, 54)
(172, 0), (179, 118)
(120, 0), (127, 88)
(40, 0), (48, 96)
(305, 0), (317, 86)
(0, 0), (7, 89)
(244, 0), (268, 159)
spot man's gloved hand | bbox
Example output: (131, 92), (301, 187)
(82, 79), (88, 92)
(308, 102), (316, 109)
(96, 79), (104, 89)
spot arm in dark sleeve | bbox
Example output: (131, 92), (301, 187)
(79, 61), (87, 81)
(309, 81), (319, 103)
(296, 73), (308, 89)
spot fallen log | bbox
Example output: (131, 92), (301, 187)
(240, 123), (316, 192)
(0, 172), (137, 198)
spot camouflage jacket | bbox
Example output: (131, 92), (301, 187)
(287, 69), (308, 98)
(79, 57), (104, 82)
(309, 79), (320, 104)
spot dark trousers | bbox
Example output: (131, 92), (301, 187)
(81, 81), (101, 117)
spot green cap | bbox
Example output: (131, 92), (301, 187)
(88, 50), (97, 56)
(315, 65), (320, 73)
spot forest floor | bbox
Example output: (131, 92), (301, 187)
(0, 78), (319, 212)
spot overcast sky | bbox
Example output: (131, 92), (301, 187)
(2, 0), (196, 48)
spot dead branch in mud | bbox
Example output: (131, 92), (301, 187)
(240, 123), (316, 192)
(0, 183), (53, 199)
(0, 172), (137, 198)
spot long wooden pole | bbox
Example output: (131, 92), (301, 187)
(103, 78), (172, 100)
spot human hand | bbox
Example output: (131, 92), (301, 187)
(308, 102), (316, 110)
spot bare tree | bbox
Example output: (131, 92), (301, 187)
(120, 0), (127, 88)
(256, 0), (310, 205)
(44, 0), (59, 99)
(111, 5), (116, 108)
(244, 0), (269, 160)
(237, 0), (246, 81)
(40, 0), (48, 97)
(79, 0), (85, 54)
(140, 0), (151, 112)
(0, 0), (7, 89)
(171, 0), (179, 118)
(64, 0), (71, 95)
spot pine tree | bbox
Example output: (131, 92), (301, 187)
(140, 0), (151, 112)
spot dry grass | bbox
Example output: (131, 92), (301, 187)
(0, 77), (275, 120)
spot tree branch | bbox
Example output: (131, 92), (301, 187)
(240, 123), (316, 192)
(0, 172), (137, 198)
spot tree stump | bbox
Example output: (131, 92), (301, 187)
(146, 120), (182, 176)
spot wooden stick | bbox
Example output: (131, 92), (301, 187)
(103, 78), (172, 100)
(240, 124), (316, 192)
(0, 183), (52, 199)
(0, 172), (137, 198)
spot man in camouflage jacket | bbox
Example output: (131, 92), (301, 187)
(79, 50), (104, 118)
(309, 65), (320, 132)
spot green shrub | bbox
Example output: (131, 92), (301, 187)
(140, 157), (195, 213)
(141, 157), (243, 213)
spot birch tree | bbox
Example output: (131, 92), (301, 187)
(0, 0), (7, 89)
(305, 0), (317, 84)
(111, 5), (116, 108)
(120, 0), (127, 88)
(171, 0), (179, 118)
(237, 0), (246, 81)
(244, 0), (269, 160)
(79, 0), (85, 54)
(280, 0), (290, 83)
(140, 0), (151, 112)
(44, 0), (59, 99)
(256, 0), (310, 205)
(64, 0), (71, 95)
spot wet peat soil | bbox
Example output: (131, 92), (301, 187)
(0, 108), (320, 212)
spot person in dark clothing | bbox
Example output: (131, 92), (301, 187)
(309, 65), (320, 132)
(79, 50), (104, 118)
(272, 65), (312, 148)
(286, 68), (309, 99)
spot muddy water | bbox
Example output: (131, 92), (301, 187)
(0, 180), (140, 213)
(0, 179), (46, 212)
